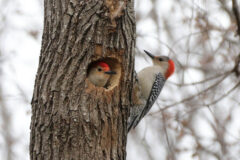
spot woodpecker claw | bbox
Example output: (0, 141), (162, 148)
(144, 50), (155, 59)
(105, 71), (116, 75)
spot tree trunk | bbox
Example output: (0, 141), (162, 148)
(30, 0), (135, 159)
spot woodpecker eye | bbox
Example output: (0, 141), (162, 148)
(158, 58), (163, 61)
(98, 68), (102, 72)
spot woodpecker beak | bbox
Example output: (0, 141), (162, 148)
(144, 50), (155, 59)
(105, 71), (116, 75)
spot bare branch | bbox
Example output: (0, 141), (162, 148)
(232, 0), (240, 36)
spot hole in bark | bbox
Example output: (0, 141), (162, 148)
(87, 58), (121, 90)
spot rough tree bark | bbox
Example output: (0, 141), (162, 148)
(30, 0), (135, 159)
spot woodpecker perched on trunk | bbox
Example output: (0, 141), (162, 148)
(88, 62), (116, 88)
(128, 50), (175, 132)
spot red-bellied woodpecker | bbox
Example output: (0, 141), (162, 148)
(128, 50), (175, 132)
(88, 62), (116, 88)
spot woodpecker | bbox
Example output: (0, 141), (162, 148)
(88, 62), (116, 88)
(128, 50), (175, 132)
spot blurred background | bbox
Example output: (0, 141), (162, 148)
(0, 0), (240, 160)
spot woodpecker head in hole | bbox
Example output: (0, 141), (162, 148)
(88, 62), (116, 88)
(144, 50), (175, 79)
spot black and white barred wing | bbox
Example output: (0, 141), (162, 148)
(128, 73), (165, 132)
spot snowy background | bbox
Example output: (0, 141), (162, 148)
(0, 0), (240, 160)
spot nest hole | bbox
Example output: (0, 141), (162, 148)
(87, 58), (121, 90)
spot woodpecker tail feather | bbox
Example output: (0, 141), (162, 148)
(128, 70), (145, 132)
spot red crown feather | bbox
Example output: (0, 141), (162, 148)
(165, 59), (175, 79)
(97, 62), (110, 72)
